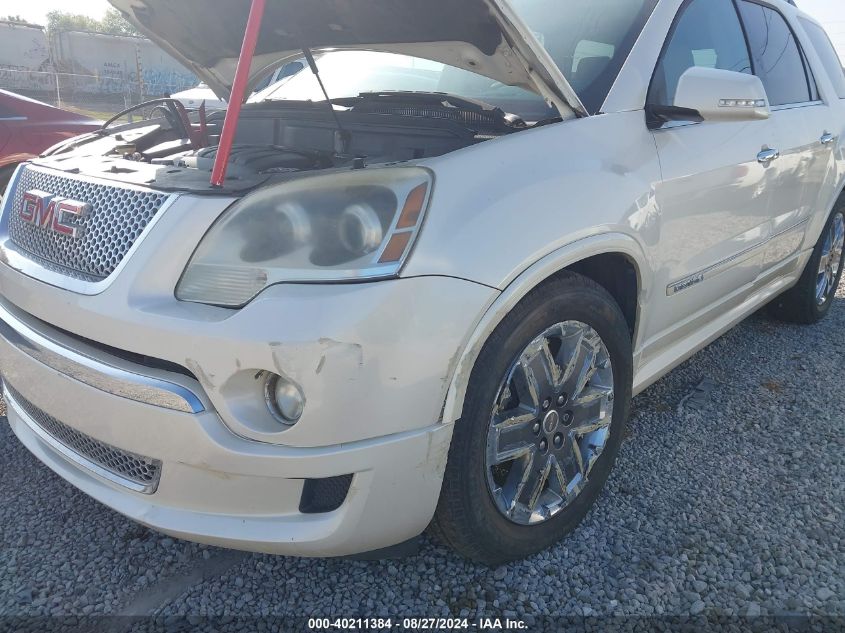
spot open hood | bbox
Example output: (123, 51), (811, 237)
(109, 0), (586, 118)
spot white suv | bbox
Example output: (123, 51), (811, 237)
(1, 0), (843, 565)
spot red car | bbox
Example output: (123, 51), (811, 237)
(0, 89), (101, 193)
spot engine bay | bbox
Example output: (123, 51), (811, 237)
(38, 93), (532, 194)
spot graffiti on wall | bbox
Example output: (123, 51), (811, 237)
(0, 22), (53, 90)
(0, 21), (197, 97)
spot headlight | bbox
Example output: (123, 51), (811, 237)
(176, 168), (432, 307)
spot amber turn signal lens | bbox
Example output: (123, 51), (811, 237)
(396, 183), (428, 230)
(379, 232), (412, 263)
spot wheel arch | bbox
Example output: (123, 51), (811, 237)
(441, 232), (650, 425)
(807, 174), (845, 249)
(833, 176), (845, 214)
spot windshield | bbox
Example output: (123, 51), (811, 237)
(254, 51), (556, 120)
(255, 0), (657, 117)
(513, 0), (657, 113)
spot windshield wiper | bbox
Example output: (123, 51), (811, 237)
(345, 91), (527, 129)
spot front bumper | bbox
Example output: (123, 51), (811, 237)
(5, 381), (453, 557)
(0, 271), (494, 556)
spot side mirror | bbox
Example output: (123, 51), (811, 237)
(674, 66), (770, 121)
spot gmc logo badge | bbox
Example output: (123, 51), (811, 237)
(20, 190), (90, 239)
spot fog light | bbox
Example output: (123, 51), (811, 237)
(264, 373), (305, 425)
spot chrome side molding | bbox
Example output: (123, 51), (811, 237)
(0, 302), (205, 414)
(667, 218), (810, 296)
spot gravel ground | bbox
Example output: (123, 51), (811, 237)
(1, 284), (843, 623)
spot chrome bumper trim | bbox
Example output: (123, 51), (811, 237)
(0, 302), (204, 414)
(3, 383), (160, 494)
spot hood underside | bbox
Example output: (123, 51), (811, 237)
(109, 0), (585, 118)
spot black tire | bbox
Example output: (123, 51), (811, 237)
(769, 201), (845, 325)
(431, 272), (633, 565)
(0, 165), (16, 198)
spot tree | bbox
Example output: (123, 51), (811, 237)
(45, 10), (101, 34)
(1, 15), (30, 23)
(100, 8), (141, 36)
(45, 8), (140, 37)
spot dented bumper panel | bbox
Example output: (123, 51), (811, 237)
(0, 270), (494, 447)
(0, 250), (494, 553)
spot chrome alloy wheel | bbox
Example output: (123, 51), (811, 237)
(485, 321), (615, 525)
(817, 212), (845, 306)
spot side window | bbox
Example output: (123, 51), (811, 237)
(649, 0), (752, 107)
(799, 18), (845, 99)
(738, 1), (816, 106)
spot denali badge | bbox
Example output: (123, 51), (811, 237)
(667, 273), (705, 296)
(19, 190), (90, 239)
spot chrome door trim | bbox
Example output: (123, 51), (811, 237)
(769, 101), (824, 112)
(667, 218), (810, 296)
(0, 301), (205, 413)
(757, 148), (781, 165)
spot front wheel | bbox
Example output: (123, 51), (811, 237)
(431, 273), (632, 565)
(769, 204), (845, 324)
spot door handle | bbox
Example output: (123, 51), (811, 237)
(821, 132), (836, 146)
(757, 148), (780, 165)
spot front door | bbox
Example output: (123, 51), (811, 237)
(641, 0), (782, 355)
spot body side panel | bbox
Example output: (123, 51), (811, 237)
(404, 110), (662, 291)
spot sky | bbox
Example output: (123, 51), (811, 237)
(5, 0), (845, 60)
(801, 0), (845, 59)
(3, 0), (113, 24)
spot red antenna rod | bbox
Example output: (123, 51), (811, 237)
(211, 0), (267, 187)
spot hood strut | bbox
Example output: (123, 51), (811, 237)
(211, 0), (267, 187)
(302, 47), (350, 154)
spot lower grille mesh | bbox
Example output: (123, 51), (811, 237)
(5, 383), (162, 493)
